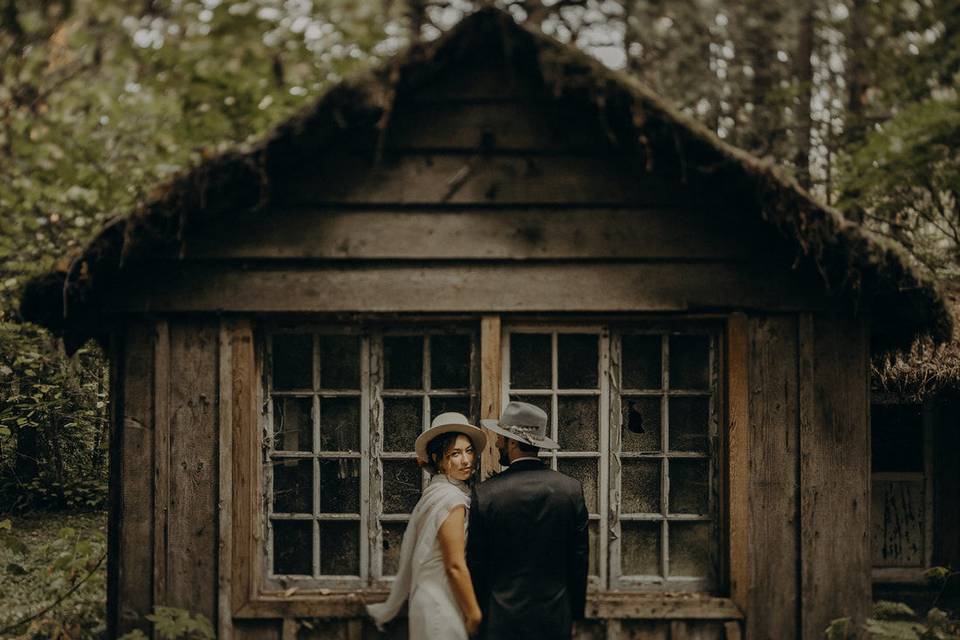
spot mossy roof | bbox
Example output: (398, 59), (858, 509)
(20, 7), (953, 354)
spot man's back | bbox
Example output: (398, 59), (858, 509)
(467, 459), (589, 640)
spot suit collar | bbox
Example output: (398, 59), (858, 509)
(506, 458), (546, 472)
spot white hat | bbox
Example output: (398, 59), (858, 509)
(414, 412), (487, 464)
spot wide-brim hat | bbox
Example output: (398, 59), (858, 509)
(414, 412), (487, 464)
(480, 401), (559, 450)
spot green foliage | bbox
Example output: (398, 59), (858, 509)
(826, 600), (960, 640)
(139, 607), (216, 640)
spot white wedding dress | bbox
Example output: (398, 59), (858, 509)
(366, 473), (470, 639)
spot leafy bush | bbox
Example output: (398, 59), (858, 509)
(119, 607), (216, 640)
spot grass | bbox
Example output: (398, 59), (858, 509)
(0, 511), (107, 640)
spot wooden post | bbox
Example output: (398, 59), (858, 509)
(229, 319), (257, 615)
(153, 319), (170, 608)
(217, 321), (235, 639)
(725, 313), (749, 614)
(480, 316), (502, 478)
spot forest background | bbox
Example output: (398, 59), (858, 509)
(0, 0), (957, 637)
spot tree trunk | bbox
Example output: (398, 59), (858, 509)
(845, 0), (868, 146)
(794, 0), (814, 189)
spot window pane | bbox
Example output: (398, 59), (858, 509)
(510, 333), (551, 389)
(622, 334), (661, 389)
(668, 397), (709, 453)
(319, 459), (360, 514)
(431, 334), (471, 389)
(872, 480), (925, 567)
(621, 460), (660, 513)
(871, 404), (924, 472)
(621, 521), (660, 576)
(558, 334), (598, 389)
(319, 397), (360, 452)
(272, 520), (312, 575)
(668, 459), (709, 515)
(319, 335), (360, 389)
(382, 521), (407, 576)
(272, 334), (312, 390)
(558, 458), (599, 512)
(669, 335), (710, 390)
(558, 396), (599, 451)
(273, 397), (313, 452)
(621, 396), (661, 452)
(320, 521), (360, 575)
(431, 396), (471, 423)
(669, 522), (711, 577)
(273, 459), (313, 514)
(383, 460), (422, 514)
(383, 397), (422, 452)
(588, 521), (600, 577)
(384, 335), (423, 389)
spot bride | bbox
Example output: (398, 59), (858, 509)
(366, 412), (486, 638)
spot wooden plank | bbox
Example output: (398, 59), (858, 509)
(233, 619), (281, 640)
(230, 319), (258, 614)
(276, 153), (686, 207)
(184, 208), (756, 261)
(615, 620), (670, 640)
(166, 320), (219, 622)
(871, 479), (925, 567)
(385, 101), (612, 151)
(723, 620), (742, 640)
(107, 263), (825, 315)
(480, 315), (502, 479)
(670, 621), (688, 640)
(725, 314), (749, 613)
(281, 618), (297, 640)
(746, 315), (799, 639)
(411, 67), (544, 101)
(799, 311), (871, 639)
(116, 322), (156, 636)
(217, 322), (234, 639)
(153, 319), (170, 609)
(934, 400), (960, 568)
(585, 594), (742, 620)
(106, 329), (122, 639)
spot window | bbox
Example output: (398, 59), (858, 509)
(871, 401), (932, 578)
(264, 327), (478, 587)
(504, 325), (720, 591)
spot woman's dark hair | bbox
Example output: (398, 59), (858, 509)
(422, 431), (479, 477)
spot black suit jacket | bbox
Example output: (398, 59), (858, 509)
(467, 459), (589, 640)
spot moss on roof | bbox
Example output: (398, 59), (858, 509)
(19, 7), (953, 355)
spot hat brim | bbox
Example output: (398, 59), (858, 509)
(414, 422), (488, 464)
(480, 419), (560, 450)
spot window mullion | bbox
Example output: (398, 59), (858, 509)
(359, 336), (371, 584)
(661, 333), (670, 580)
(598, 328), (611, 589)
(370, 332), (385, 582)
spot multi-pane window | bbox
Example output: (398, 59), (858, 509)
(264, 328), (477, 587)
(504, 326), (719, 591)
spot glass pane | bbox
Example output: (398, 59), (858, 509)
(273, 459), (313, 514)
(669, 521), (711, 578)
(384, 335), (423, 389)
(872, 480), (925, 567)
(320, 521), (360, 575)
(319, 335), (360, 389)
(273, 397), (313, 452)
(669, 397), (709, 453)
(621, 460), (660, 514)
(431, 396), (472, 423)
(558, 396), (599, 451)
(558, 458), (599, 513)
(558, 334), (598, 388)
(382, 521), (407, 576)
(319, 459), (360, 514)
(272, 520), (312, 575)
(669, 335), (710, 390)
(272, 334), (312, 390)
(588, 520), (600, 577)
(872, 404), (924, 472)
(383, 460), (422, 514)
(383, 397), (422, 452)
(622, 334), (661, 389)
(431, 334), (471, 389)
(319, 397), (360, 452)
(510, 333), (551, 389)
(621, 521), (661, 575)
(621, 396), (661, 452)
(668, 459), (709, 515)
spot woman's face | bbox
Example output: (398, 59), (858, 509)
(439, 434), (475, 481)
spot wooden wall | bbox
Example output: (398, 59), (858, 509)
(106, 50), (871, 640)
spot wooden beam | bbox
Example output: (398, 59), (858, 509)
(480, 316), (502, 479)
(106, 263), (824, 315)
(153, 319), (170, 609)
(184, 208), (756, 262)
(217, 321), (234, 639)
(725, 313), (749, 613)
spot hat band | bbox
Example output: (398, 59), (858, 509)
(504, 424), (545, 439)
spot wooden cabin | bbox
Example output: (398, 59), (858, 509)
(21, 8), (953, 640)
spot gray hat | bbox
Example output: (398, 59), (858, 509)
(480, 401), (559, 450)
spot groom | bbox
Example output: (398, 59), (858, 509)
(467, 401), (589, 639)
